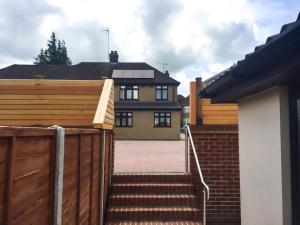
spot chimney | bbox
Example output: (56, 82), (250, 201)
(109, 50), (119, 63)
(165, 70), (169, 76)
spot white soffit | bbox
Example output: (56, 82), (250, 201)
(112, 70), (154, 78)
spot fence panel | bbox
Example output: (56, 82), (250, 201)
(0, 127), (113, 225)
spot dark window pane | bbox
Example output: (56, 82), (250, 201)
(120, 89), (125, 100)
(133, 90), (138, 99)
(116, 118), (121, 126)
(126, 89), (132, 99)
(155, 118), (159, 126)
(128, 117), (132, 126)
(166, 118), (171, 126)
(156, 90), (161, 99)
(162, 90), (168, 99)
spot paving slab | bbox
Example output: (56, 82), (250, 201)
(114, 135), (185, 173)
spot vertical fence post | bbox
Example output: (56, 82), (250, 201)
(5, 137), (16, 225)
(52, 126), (65, 225)
(99, 130), (106, 225)
(109, 132), (113, 185)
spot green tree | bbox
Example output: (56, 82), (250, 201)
(34, 32), (72, 65)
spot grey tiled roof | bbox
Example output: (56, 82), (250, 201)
(0, 62), (180, 85)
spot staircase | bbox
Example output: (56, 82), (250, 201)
(105, 173), (203, 225)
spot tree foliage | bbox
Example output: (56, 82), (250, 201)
(34, 32), (72, 65)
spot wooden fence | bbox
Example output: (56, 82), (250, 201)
(190, 80), (238, 125)
(0, 126), (113, 225)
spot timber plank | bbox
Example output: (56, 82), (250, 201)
(0, 109), (96, 115)
(0, 95), (100, 100)
(0, 99), (98, 105)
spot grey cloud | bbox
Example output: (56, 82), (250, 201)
(0, 0), (62, 61)
(141, 0), (182, 37)
(58, 22), (109, 63)
(206, 22), (258, 63)
(139, 0), (197, 73)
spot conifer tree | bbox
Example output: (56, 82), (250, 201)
(34, 32), (71, 65)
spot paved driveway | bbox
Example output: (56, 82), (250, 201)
(114, 135), (185, 173)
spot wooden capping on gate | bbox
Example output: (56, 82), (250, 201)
(93, 79), (114, 130)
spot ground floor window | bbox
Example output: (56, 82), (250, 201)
(115, 112), (133, 127)
(154, 112), (171, 127)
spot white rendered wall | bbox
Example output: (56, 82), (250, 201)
(239, 87), (291, 225)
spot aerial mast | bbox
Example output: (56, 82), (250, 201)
(102, 28), (110, 61)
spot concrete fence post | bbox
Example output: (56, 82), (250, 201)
(51, 125), (65, 225)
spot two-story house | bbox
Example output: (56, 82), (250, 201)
(0, 51), (181, 139)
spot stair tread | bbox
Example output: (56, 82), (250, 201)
(106, 221), (202, 225)
(108, 206), (201, 212)
(113, 183), (193, 186)
(110, 194), (197, 198)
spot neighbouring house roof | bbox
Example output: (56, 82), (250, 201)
(201, 12), (300, 103)
(177, 95), (189, 106)
(115, 101), (182, 110)
(0, 62), (180, 85)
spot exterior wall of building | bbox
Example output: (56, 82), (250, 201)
(115, 110), (180, 140)
(114, 85), (177, 102)
(191, 125), (240, 223)
(239, 86), (291, 225)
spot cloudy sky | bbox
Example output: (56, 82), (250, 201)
(0, 0), (299, 95)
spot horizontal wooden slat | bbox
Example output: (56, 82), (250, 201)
(0, 104), (97, 110)
(0, 95), (100, 100)
(0, 110), (96, 115)
(0, 79), (104, 86)
(203, 118), (238, 125)
(0, 99), (98, 105)
(0, 120), (93, 126)
(0, 89), (101, 95)
(0, 115), (94, 120)
(203, 110), (238, 116)
(202, 105), (238, 111)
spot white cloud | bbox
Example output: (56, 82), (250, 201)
(0, 0), (298, 95)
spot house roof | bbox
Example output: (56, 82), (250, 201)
(115, 101), (181, 110)
(177, 94), (189, 106)
(0, 62), (180, 85)
(202, 12), (300, 103)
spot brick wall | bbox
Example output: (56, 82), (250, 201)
(190, 125), (240, 223)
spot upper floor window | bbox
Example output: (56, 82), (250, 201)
(120, 85), (139, 100)
(115, 112), (133, 127)
(156, 86), (168, 100)
(154, 112), (171, 127)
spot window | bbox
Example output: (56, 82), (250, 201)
(115, 112), (133, 127)
(154, 112), (171, 127)
(120, 85), (139, 100)
(155, 85), (168, 100)
(183, 106), (190, 113)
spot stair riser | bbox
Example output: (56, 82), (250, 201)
(112, 175), (191, 184)
(109, 197), (198, 207)
(106, 211), (201, 221)
(111, 186), (194, 195)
